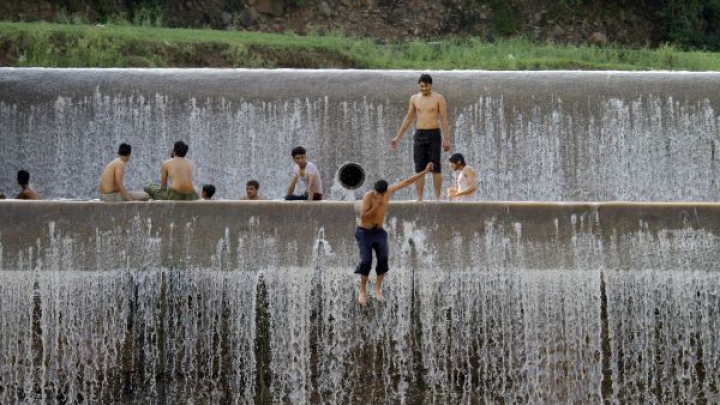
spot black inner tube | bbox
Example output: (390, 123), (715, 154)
(338, 163), (365, 189)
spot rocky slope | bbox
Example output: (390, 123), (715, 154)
(0, 0), (661, 46)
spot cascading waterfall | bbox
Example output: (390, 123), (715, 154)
(1, 70), (720, 200)
(2, 68), (720, 404)
(1, 202), (720, 404)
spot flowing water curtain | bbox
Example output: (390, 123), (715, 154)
(3, 71), (720, 201)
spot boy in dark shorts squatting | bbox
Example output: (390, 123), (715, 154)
(355, 163), (433, 305)
(391, 73), (451, 201)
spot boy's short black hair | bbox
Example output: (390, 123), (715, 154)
(202, 184), (216, 198)
(118, 143), (132, 156)
(291, 146), (306, 158)
(174, 141), (189, 158)
(17, 170), (30, 185)
(449, 153), (466, 166)
(374, 180), (389, 194)
(419, 73), (433, 84)
(246, 180), (260, 189)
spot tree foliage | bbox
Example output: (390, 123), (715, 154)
(658, 0), (720, 50)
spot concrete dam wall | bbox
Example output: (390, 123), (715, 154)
(2, 69), (720, 201)
(2, 67), (719, 404)
(1, 201), (719, 404)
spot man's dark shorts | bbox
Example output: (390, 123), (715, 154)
(413, 129), (442, 173)
(354, 227), (389, 276)
(285, 192), (323, 201)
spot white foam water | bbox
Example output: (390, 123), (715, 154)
(1, 220), (719, 403)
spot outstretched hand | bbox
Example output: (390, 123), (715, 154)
(390, 137), (399, 151)
(424, 162), (433, 173)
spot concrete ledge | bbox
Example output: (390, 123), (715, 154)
(2, 201), (719, 271)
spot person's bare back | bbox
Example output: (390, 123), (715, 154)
(162, 157), (195, 194)
(15, 170), (39, 200)
(16, 186), (38, 200)
(99, 158), (125, 194)
(99, 143), (150, 202)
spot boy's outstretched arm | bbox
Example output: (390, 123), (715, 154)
(388, 163), (433, 194)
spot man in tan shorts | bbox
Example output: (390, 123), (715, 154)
(99, 143), (150, 202)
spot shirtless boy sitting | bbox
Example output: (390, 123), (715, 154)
(15, 170), (39, 200)
(240, 180), (266, 200)
(145, 141), (199, 201)
(99, 143), (150, 202)
(354, 162), (433, 305)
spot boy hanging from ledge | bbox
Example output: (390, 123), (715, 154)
(354, 162), (433, 305)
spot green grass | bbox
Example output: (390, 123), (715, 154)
(3, 21), (720, 70)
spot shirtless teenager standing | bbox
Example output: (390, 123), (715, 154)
(99, 143), (150, 202)
(355, 162), (433, 305)
(144, 141), (199, 200)
(391, 74), (451, 201)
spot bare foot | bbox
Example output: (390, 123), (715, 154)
(373, 289), (384, 303)
(358, 291), (367, 306)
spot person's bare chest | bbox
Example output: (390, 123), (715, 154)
(414, 96), (439, 116)
(374, 197), (392, 220)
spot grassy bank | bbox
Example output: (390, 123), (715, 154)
(2, 22), (720, 70)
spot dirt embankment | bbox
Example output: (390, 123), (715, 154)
(1, 0), (659, 47)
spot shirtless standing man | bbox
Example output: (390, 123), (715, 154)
(99, 143), (150, 201)
(144, 141), (199, 200)
(15, 170), (39, 200)
(391, 74), (451, 201)
(355, 162), (433, 305)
